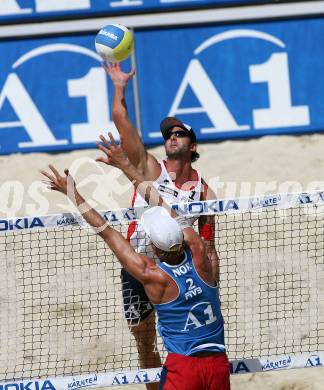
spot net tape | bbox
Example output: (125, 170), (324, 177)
(1, 190), (323, 232)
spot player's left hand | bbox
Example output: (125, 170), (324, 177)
(96, 132), (130, 170)
(40, 165), (75, 195)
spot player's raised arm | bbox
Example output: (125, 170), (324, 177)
(97, 133), (209, 263)
(40, 165), (158, 285)
(102, 63), (160, 178)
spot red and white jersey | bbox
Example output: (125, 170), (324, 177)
(128, 161), (203, 255)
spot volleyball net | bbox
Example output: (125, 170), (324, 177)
(0, 191), (323, 389)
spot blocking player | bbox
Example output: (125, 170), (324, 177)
(41, 137), (230, 390)
(100, 63), (219, 386)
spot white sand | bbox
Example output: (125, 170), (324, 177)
(1, 133), (324, 389)
(1, 133), (324, 218)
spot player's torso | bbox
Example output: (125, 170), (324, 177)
(128, 161), (203, 254)
(134, 160), (202, 206)
(153, 248), (225, 356)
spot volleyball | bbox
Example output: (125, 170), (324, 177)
(95, 24), (134, 63)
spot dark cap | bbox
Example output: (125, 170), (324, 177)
(160, 117), (197, 143)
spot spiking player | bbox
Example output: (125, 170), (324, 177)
(41, 134), (230, 390)
(99, 63), (219, 389)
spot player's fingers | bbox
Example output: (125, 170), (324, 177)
(96, 141), (109, 152)
(40, 170), (56, 183)
(108, 132), (117, 146)
(49, 164), (60, 179)
(42, 180), (58, 191)
(96, 156), (109, 164)
(97, 143), (111, 156)
(99, 134), (111, 147)
(64, 169), (74, 181)
(99, 134), (109, 143)
(129, 68), (136, 78)
(41, 180), (53, 187)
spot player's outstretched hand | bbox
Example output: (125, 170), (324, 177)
(40, 165), (75, 195)
(102, 62), (135, 87)
(96, 132), (130, 170)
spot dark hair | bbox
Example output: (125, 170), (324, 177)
(191, 151), (200, 163)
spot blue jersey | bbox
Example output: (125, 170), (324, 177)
(153, 248), (225, 356)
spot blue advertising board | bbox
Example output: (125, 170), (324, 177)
(0, 34), (135, 154)
(1, 17), (324, 154)
(135, 18), (322, 144)
(0, 0), (270, 23)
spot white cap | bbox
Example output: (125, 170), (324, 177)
(141, 206), (184, 252)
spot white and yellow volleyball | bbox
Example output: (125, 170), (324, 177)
(95, 24), (134, 63)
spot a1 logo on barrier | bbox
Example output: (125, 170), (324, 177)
(0, 36), (134, 154)
(171, 29), (309, 133)
(140, 24), (313, 143)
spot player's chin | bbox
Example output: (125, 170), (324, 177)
(166, 148), (184, 159)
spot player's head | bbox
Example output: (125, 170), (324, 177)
(160, 117), (200, 163)
(141, 206), (184, 263)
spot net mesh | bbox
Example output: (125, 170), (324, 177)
(0, 199), (324, 382)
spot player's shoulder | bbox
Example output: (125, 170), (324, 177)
(142, 256), (169, 283)
(188, 243), (214, 282)
(184, 230), (205, 255)
(200, 177), (216, 200)
(143, 152), (162, 181)
(200, 176), (210, 189)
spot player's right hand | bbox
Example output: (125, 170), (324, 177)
(102, 62), (135, 87)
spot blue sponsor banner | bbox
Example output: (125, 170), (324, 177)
(135, 18), (323, 144)
(0, 34), (135, 154)
(0, 1), (268, 23)
(1, 17), (324, 155)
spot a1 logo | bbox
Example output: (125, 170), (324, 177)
(168, 29), (310, 134)
(182, 301), (217, 331)
(0, 43), (119, 150)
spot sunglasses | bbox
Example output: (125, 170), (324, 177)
(165, 130), (189, 140)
